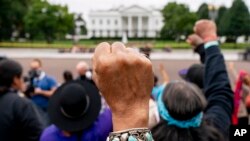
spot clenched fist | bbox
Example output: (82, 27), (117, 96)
(194, 20), (218, 43)
(186, 34), (204, 50)
(92, 42), (154, 131)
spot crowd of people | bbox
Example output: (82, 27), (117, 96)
(0, 19), (249, 141)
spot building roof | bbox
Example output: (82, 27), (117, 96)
(89, 5), (161, 16)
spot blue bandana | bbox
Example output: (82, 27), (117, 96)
(157, 87), (203, 128)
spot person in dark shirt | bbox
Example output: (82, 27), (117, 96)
(152, 20), (233, 141)
(63, 70), (74, 83)
(0, 59), (44, 141)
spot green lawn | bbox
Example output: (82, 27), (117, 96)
(0, 40), (249, 49)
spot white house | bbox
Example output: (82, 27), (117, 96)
(87, 5), (164, 38)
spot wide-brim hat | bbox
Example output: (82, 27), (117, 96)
(48, 80), (101, 132)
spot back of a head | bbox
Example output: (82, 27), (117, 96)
(152, 81), (225, 141)
(76, 61), (89, 75)
(63, 70), (73, 82)
(186, 64), (204, 89)
(0, 59), (23, 91)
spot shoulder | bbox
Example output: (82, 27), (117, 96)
(7, 93), (33, 108)
(44, 75), (56, 82)
(40, 125), (60, 141)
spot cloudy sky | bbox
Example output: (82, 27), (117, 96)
(48, 0), (250, 18)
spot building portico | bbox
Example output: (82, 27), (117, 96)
(87, 5), (163, 38)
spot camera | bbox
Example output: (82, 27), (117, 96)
(24, 69), (41, 97)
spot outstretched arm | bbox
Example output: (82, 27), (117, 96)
(158, 64), (170, 84)
(194, 20), (233, 137)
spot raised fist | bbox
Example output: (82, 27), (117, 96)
(186, 34), (204, 50)
(92, 42), (154, 131)
(194, 20), (218, 43)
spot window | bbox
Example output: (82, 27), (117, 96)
(92, 20), (95, 25)
(115, 30), (118, 37)
(107, 20), (110, 25)
(115, 20), (118, 25)
(107, 30), (110, 37)
(99, 19), (103, 25)
(92, 30), (96, 37)
(100, 30), (103, 37)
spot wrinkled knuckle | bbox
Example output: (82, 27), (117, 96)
(133, 58), (142, 66)
(95, 57), (110, 74)
(144, 60), (152, 69)
(116, 54), (127, 65)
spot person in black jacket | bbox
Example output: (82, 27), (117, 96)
(152, 20), (233, 141)
(0, 59), (45, 141)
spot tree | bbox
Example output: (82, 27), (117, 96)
(24, 0), (74, 43)
(219, 0), (250, 41)
(197, 3), (209, 19)
(0, 0), (32, 40)
(160, 2), (198, 40)
(216, 6), (228, 35)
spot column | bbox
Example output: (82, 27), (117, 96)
(137, 16), (142, 38)
(128, 16), (132, 38)
(146, 17), (150, 38)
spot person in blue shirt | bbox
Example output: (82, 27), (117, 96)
(30, 59), (58, 112)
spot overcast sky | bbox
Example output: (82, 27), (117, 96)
(48, 0), (250, 18)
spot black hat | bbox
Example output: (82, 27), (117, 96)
(179, 64), (204, 89)
(48, 80), (101, 132)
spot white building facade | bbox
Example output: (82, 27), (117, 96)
(87, 5), (164, 38)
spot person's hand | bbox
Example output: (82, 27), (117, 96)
(159, 63), (165, 71)
(194, 20), (218, 43)
(93, 42), (154, 131)
(34, 88), (43, 95)
(228, 62), (235, 71)
(186, 34), (204, 50)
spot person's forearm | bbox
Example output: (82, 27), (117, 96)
(160, 69), (169, 84)
(112, 106), (149, 131)
(194, 44), (205, 64)
(229, 68), (238, 83)
(40, 90), (55, 97)
(204, 44), (233, 98)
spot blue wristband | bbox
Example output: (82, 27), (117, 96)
(204, 41), (219, 49)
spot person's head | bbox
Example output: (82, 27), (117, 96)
(76, 61), (89, 76)
(0, 59), (24, 92)
(30, 58), (42, 70)
(179, 64), (204, 89)
(152, 81), (224, 141)
(48, 80), (101, 133)
(243, 74), (250, 86)
(0, 56), (7, 61)
(63, 70), (73, 82)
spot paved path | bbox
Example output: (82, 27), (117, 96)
(0, 48), (243, 61)
(1, 48), (249, 84)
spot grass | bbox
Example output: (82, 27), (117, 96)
(0, 40), (249, 50)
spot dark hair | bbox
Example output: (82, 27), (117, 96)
(0, 56), (7, 61)
(152, 81), (225, 141)
(186, 64), (204, 89)
(154, 75), (158, 86)
(33, 58), (42, 67)
(0, 59), (23, 91)
(63, 70), (73, 82)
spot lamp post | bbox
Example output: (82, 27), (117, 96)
(208, 4), (218, 21)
